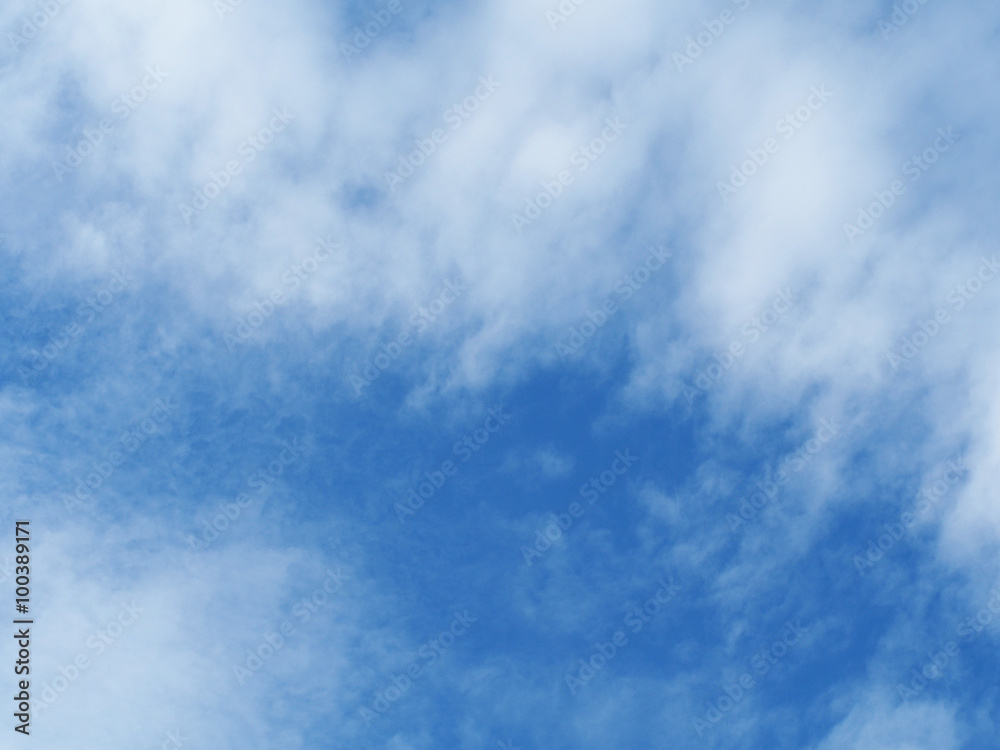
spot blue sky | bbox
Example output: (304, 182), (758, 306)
(2, 0), (1000, 748)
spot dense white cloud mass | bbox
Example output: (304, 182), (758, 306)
(2, 0), (1000, 747)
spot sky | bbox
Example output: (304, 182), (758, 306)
(1, 0), (1000, 748)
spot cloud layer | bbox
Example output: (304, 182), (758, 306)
(2, 0), (1000, 747)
